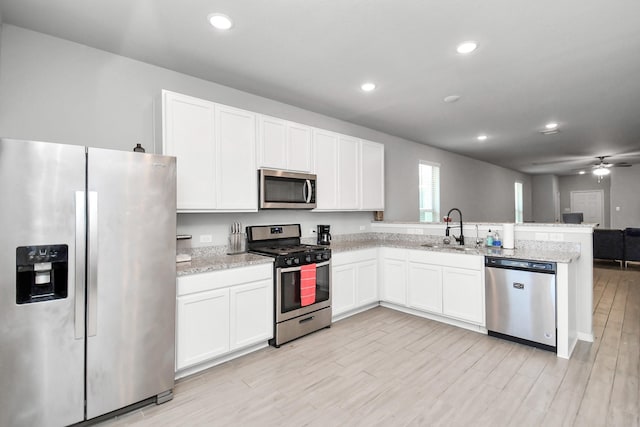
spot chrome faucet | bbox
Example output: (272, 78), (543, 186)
(475, 224), (483, 247)
(445, 208), (464, 245)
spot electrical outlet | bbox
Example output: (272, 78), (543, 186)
(200, 234), (213, 243)
(359, 225), (366, 231)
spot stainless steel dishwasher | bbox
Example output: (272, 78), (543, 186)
(485, 257), (557, 352)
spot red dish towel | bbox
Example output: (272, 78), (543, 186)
(300, 264), (317, 307)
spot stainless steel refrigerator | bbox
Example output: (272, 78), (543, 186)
(0, 138), (177, 426)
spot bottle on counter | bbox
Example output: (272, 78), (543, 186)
(486, 229), (493, 247)
(493, 230), (502, 247)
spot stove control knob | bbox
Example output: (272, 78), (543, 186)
(315, 253), (322, 261)
(323, 253), (330, 260)
(305, 255), (312, 263)
(286, 258), (293, 266)
(293, 258), (300, 265)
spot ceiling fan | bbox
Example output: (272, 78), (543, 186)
(531, 150), (640, 171)
(586, 156), (633, 182)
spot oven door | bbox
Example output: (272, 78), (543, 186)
(275, 261), (331, 322)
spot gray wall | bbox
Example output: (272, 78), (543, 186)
(531, 174), (559, 223)
(383, 137), (532, 222)
(558, 174), (611, 228)
(0, 25), (533, 244)
(610, 167), (640, 229)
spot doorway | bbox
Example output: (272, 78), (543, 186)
(570, 190), (604, 227)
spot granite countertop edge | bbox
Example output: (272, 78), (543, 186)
(329, 239), (580, 263)
(177, 236), (579, 276)
(176, 253), (273, 276)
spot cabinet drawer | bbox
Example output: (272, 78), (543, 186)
(332, 248), (378, 266)
(177, 264), (272, 296)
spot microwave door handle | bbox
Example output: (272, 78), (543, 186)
(304, 179), (312, 203)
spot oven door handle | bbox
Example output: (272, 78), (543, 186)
(278, 260), (330, 273)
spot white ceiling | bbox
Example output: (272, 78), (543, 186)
(2, 0), (640, 175)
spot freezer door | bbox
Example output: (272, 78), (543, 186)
(85, 147), (176, 419)
(0, 138), (86, 427)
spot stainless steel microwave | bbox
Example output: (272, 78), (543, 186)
(259, 169), (317, 209)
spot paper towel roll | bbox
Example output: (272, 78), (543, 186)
(502, 223), (515, 249)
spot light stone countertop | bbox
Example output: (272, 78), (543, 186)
(176, 250), (273, 277)
(177, 232), (580, 276)
(329, 238), (580, 263)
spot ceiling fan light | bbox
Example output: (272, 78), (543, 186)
(593, 167), (610, 176)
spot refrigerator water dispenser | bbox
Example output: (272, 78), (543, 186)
(16, 245), (68, 304)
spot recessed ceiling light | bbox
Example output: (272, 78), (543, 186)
(477, 135), (488, 141)
(578, 171), (586, 175)
(208, 13), (233, 30)
(456, 41), (478, 54)
(443, 95), (461, 103)
(545, 122), (559, 130)
(361, 82), (376, 92)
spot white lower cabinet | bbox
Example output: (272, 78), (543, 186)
(442, 267), (483, 324)
(229, 280), (273, 350)
(381, 249), (485, 327)
(332, 249), (379, 318)
(380, 248), (408, 306)
(175, 264), (273, 372)
(407, 261), (443, 313)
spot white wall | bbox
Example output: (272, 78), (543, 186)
(0, 25), (532, 241)
(610, 167), (640, 228)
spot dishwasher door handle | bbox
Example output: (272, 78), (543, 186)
(513, 282), (525, 289)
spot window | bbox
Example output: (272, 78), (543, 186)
(419, 161), (440, 222)
(514, 181), (523, 223)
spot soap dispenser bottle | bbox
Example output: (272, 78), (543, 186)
(493, 230), (501, 247)
(486, 229), (493, 247)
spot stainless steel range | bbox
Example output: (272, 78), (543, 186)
(247, 224), (331, 347)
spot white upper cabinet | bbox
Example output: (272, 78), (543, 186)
(360, 140), (385, 211)
(215, 105), (257, 210)
(313, 129), (340, 210)
(257, 115), (312, 172)
(161, 90), (257, 212)
(338, 135), (360, 210)
(162, 91), (216, 210)
(313, 131), (384, 211)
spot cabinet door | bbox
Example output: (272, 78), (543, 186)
(442, 267), (483, 324)
(258, 115), (287, 170)
(408, 262), (443, 313)
(313, 130), (339, 209)
(176, 288), (230, 370)
(338, 135), (360, 210)
(381, 258), (407, 306)
(287, 122), (313, 172)
(360, 140), (385, 210)
(229, 279), (273, 350)
(215, 105), (257, 210)
(356, 260), (378, 306)
(162, 91), (216, 210)
(332, 264), (357, 316)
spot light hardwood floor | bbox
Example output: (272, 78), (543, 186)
(102, 263), (640, 426)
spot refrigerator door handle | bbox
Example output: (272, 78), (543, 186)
(87, 191), (98, 337)
(75, 191), (86, 339)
